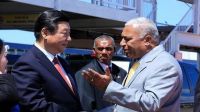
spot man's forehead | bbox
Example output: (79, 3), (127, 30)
(99, 40), (109, 44)
(122, 25), (139, 36)
(96, 39), (112, 46)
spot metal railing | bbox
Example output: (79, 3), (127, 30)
(146, 2), (157, 22)
(162, 6), (193, 54)
(143, 0), (157, 22)
(80, 0), (136, 10)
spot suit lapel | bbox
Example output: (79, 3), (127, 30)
(31, 46), (57, 76)
(58, 56), (79, 97)
(126, 45), (165, 87)
(93, 60), (105, 74)
(126, 63), (147, 87)
(111, 64), (124, 82)
(32, 46), (77, 97)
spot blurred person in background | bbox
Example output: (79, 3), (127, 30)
(75, 35), (127, 112)
(0, 38), (19, 112)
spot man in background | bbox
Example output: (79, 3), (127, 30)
(75, 35), (127, 112)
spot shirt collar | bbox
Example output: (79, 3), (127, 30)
(98, 61), (112, 71)
(34, 42), (55, 62)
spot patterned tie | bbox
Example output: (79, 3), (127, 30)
(125, 62), (140, 85)
(53, 57), (75, 94)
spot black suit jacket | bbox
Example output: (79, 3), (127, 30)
(75, 59), (127, 111)
(11, 46), (82, 112)
(0, 74), (19, 112)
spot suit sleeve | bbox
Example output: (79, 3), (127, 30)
(75, 70), (96, 111)
(103, 62), (182, 112)
(12, 61), (66, 112)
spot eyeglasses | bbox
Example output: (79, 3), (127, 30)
(95, 47), (114, 51)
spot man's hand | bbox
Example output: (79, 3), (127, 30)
(81, 66), (112, 91)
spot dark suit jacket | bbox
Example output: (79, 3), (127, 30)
(0, 74), (19, 112)
(11, 46), (82, 112)
(194, 76), (200, 112)
(75, 59), (127, 111)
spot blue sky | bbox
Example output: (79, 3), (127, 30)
(0, 0), (191, 45)
(0, 30), (35, 44)
(0, 0), (196, 60)
(157, 0), (190, 25)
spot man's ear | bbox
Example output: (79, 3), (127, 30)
(41, 27), (49, 39)
(144, 35), (152, 46)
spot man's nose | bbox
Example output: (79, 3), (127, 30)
(102, 49), (107, 53)
(120, 39), (125, 47)
(67, 36), (72, 41)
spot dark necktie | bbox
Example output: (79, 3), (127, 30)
(109, 66), (112, 73)
(53, 57), (75, 94)
(109, 65), (117, 81)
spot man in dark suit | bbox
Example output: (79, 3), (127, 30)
(11, 10), (82, 112)
(75, 35), (127, 112)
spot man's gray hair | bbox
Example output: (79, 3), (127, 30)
(93, 35), (115, 48)
(125, 17), (160, 43)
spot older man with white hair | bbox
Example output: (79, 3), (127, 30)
(82, 17), (183, 112)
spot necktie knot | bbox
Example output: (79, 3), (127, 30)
(53, 57), (59, 64)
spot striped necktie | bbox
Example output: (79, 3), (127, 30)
(53, 57), (75, 94)
(125, 62), (140, 85)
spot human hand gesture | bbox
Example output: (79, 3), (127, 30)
(81, 66), (112, 91)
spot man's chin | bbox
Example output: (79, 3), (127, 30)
(126, 54), (134, 58)
(125, 53), (130, 57)
(99, 59), (109, 64)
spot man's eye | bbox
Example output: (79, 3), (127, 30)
(97, 48), (104, 51)
(105, 47), (113, 51)
(97, 47), (113, 51)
